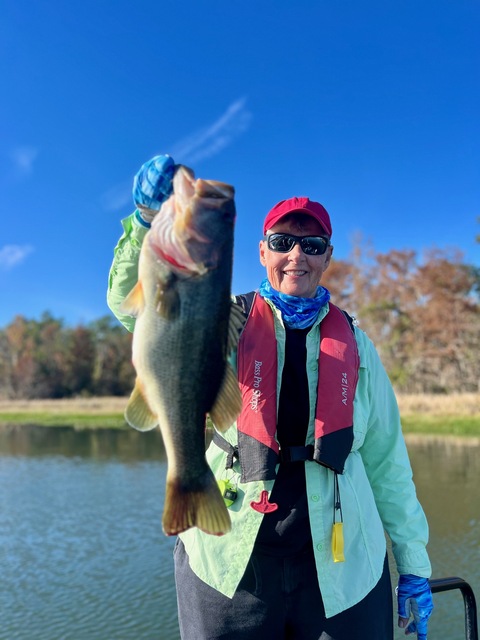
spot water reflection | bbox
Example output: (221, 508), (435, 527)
(0, 426), (177, 640)
(408, 436), (480, 537)
(397, 436), (480, 640)
(0, 428), (478, 640)
(0, 425), (166, 461)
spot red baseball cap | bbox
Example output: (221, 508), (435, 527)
(263, 197), (332, 237)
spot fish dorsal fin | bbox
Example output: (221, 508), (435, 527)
(208, 362), (242, 432)
(120, 281), (145, 317)
(208, 303), (245, 431)
(227, 301), (247, 354)
(124, 379), (159, 431)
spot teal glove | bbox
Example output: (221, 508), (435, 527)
(132, 154), (175, 227)
(396, 574), (434, 640)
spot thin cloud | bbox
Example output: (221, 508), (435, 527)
(102, 97), (252, 211)
(0, 244), (34, 270)
(11, 146), (39, 177)
(171, 97), (252, 164)
(101, 180), (133, 212)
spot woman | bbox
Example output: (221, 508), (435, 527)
(107, 155), (433, 640)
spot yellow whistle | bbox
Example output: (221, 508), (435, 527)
(331, 522), (345, 563)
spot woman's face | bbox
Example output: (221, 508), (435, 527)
(259, 214), (333, 298)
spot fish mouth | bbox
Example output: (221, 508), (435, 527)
(195, 177), (235, 202)
(173, 171), (236, 238)
(149, 166), (235, 274)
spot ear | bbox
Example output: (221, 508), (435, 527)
(323, 245), (334, 271)
(259, 239), (267, 266)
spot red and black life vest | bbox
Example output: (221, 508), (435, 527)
(232, 293), (359, 482)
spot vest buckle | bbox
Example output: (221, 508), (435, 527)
(279, 444), (314, 463)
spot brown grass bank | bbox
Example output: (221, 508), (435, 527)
(0, 393), (478, 416)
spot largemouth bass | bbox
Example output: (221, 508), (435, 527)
(121, 166), (243, 536)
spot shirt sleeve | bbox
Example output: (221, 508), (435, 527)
(106, 212), (148, 332)
(357, 329), (432, 578)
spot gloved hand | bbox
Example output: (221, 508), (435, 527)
(132, 154), (176, 227)
(396, 574), (434, 640)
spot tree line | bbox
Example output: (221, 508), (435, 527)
(0, 240), (478, 399)
(0, 315), (135, 399)
(323, 241), (479, 393)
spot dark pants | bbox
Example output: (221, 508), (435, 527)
(174, 540), (393, 640)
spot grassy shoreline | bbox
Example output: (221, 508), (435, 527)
(0, 394), (478, 436)
(0, 397), (129, 430)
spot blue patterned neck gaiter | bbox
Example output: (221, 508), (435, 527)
(258, 278), (330, 329)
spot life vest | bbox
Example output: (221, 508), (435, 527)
(234, 293), (359, 482)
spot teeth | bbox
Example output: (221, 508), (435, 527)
(285, 270), (306, 276)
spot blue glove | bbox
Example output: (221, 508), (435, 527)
(396, 574), (434, 640)
(132, 154), (175, 227)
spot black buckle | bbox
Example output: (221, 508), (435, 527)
(279, 445), (314, 463)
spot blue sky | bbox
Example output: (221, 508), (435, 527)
(1, 0), (479, 328)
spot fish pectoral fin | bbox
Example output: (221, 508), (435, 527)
(227, 301), (247, 354)
(124, 380), (159, 431)
(162, 472), (231, 537)
(120, 281), (145, 317)
(155, 274), (180, 320)
(208, 362), (242, 432)
(156, 287), (180, 320)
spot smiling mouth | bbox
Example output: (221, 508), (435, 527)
(284, 270), (307, 277)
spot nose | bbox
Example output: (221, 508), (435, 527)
(287, 241), (305, 260)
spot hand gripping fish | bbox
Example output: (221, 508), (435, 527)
(121, 166), (244, 536)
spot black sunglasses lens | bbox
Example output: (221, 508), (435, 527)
(300, 237), (328, 255)
(267, 234), (296, 252)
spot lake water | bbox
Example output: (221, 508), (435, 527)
(0, 427), (478, 640)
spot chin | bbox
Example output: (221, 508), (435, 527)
(284, 288), (310, 298)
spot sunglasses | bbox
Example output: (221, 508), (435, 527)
(265, 232), (330, 256)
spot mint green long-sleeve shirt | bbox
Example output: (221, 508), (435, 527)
(107, 213), (431, 618)
(107, 213), (149, 332)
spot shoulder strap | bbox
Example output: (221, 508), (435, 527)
(340, 309), (356, 334)
(233, 291), (256, 317)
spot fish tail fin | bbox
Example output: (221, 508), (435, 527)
(162, 472), (231, 537)
(124, 380), (159, 431)
(208, 363), (242, 432)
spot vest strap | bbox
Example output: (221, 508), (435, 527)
(279, 445), (314, 463)
(212, 431), (239, 469)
